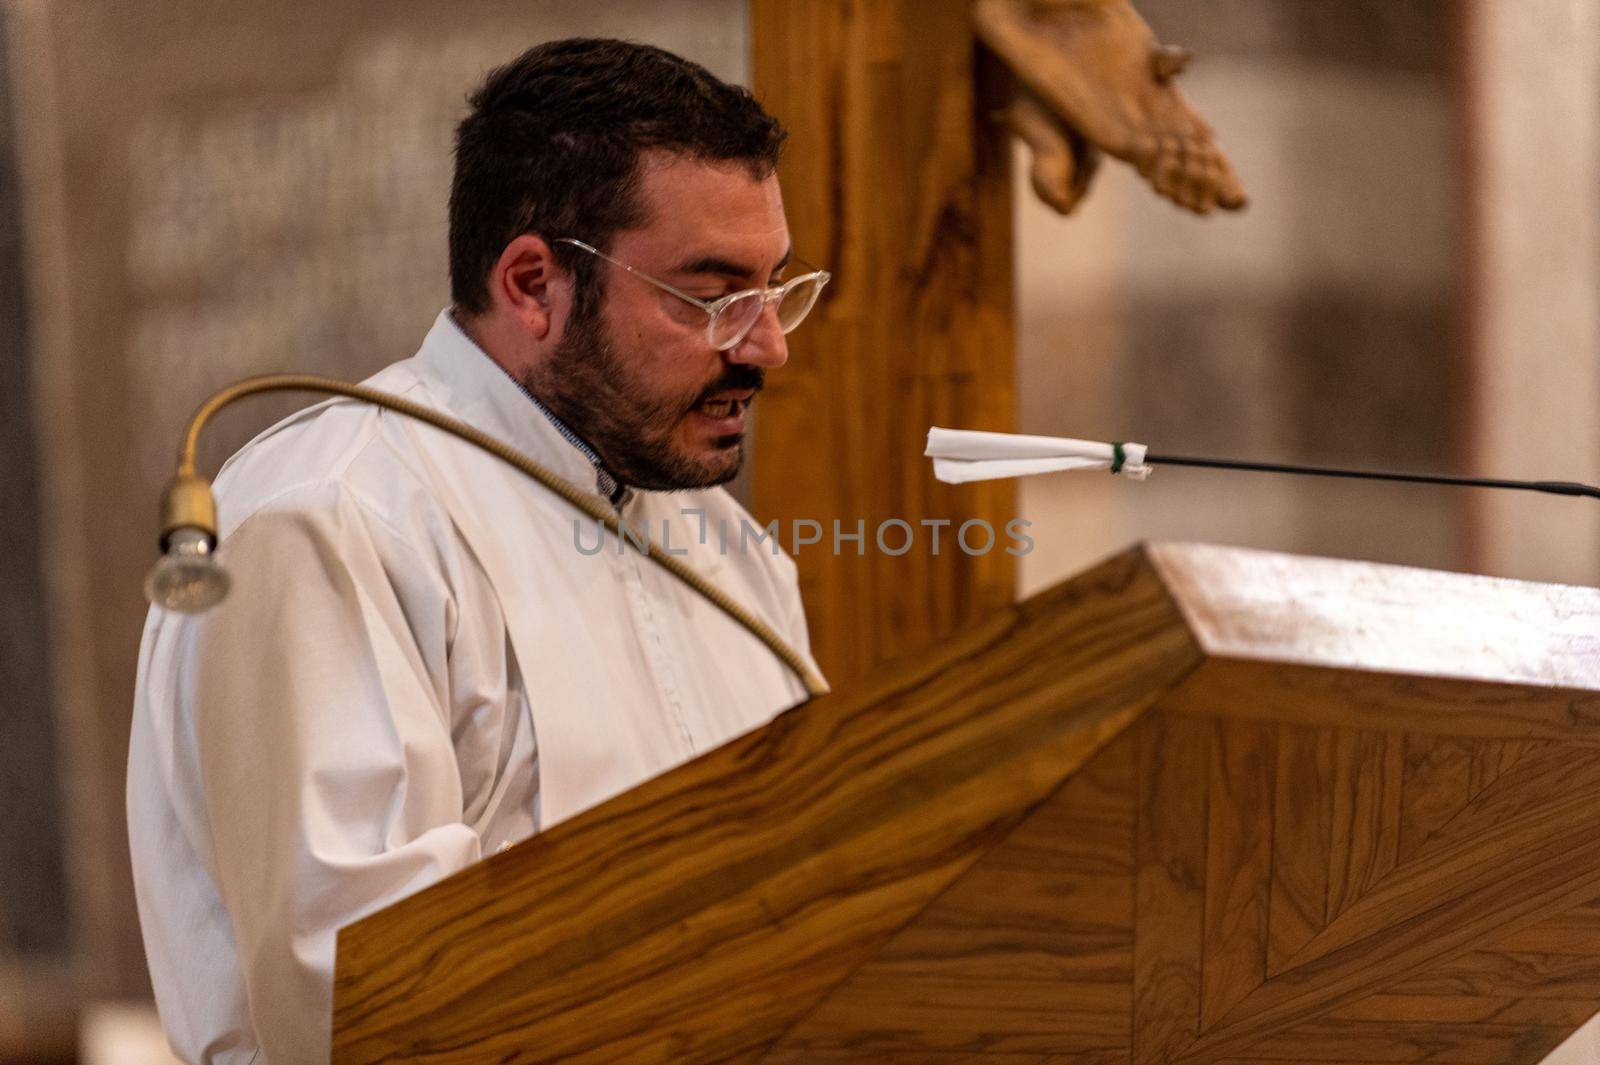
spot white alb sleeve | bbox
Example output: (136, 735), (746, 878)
(183, 486), (483, 1063)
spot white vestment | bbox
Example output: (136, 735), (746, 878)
(127, 310), (818, 1064)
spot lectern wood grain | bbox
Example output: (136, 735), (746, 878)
(333, 548), (1199, 1063)
(771, 729), (1141, 1062)
(1131, 709), (1208, 1065)
(332, 544), (1600, 1063)
(1199, 719), (1275, 1031)
(1267, 724), (1336, 974)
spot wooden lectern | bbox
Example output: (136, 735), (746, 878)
(332, 542), (1600, 1063)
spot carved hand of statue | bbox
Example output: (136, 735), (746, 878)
(975, 0), (1247, 215)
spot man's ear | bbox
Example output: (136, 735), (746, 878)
(490, 233), (570, 340)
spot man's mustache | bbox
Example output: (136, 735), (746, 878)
(692, 366), (765, 407)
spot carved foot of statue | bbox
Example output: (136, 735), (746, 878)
(1004, 90), (1103, 214)
(974, 0), (1247, 215)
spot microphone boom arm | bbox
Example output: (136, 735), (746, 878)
(1144, 453), (1600, 500)
(151, 374), (829, 698)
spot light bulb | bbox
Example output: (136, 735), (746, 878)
(144, 527), (230, 613)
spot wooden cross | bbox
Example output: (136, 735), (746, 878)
(750, 0), (1243, 686)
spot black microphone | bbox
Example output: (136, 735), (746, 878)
(1143, 453), (1600, 501)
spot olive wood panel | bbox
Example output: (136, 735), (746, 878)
(1162, 658), (1600, 743)
(1493, 897), (1600, 954)
(1331, 994), (1600, 1026)
(1200, 720), (1275, 1029)
(1132, 710), (1210, 1065)
(755, 1049), (1107, 1055)
(771, 728), (1138, 1060)
(1216, 1019), (1571, 1062)
(1398, 735), (1478, 859)
(1324, 729), (1404, 920)
(1266, 725), (1335, 974)
(1181, 744), (1600, 1063)
(1468, 739), (1545, 798)
(1387, 947), (1600, 999)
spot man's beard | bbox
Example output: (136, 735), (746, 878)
(521, 302), (763, 492)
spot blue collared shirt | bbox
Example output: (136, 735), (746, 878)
(449, 311), (631, 508)
(501, 372), (631, 508)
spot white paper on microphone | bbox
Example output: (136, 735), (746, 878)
(924, 427), (1152, 484)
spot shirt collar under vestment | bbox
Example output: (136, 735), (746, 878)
(420, 308), (633, 509)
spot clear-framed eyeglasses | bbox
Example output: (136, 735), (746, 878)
(554, 237), (831, 352)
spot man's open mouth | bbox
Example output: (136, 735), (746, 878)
(693, 390), (756, 419)
(695, 398), (746, 418)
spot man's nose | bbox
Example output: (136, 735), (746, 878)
(726, 302), (788, 368)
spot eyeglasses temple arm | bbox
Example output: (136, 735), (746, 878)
(553, 237), (720, 313)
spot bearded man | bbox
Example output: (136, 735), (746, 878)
(127, 38), (824, 1064)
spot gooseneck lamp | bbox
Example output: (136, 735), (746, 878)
(147, 375), (829, 698)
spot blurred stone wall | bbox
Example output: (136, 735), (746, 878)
(0, 4), (74, 1059)
(4, 0), (746, 1051)
(1015, 0), (1472, 593)
(1464, 0), (1600, 586)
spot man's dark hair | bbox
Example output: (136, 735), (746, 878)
(449, 38), (787, 317)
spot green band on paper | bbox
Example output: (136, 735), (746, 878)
(1111, 442), (1126, 474)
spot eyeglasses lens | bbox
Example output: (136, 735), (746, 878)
(710, 294), (764, 350)
(776, 276), (824, 332)
(709, 276), (828, 350)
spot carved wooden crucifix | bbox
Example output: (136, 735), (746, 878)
(751, 0), (1245, 686)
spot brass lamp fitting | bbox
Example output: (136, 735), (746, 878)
(157, 471), (218, 550)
